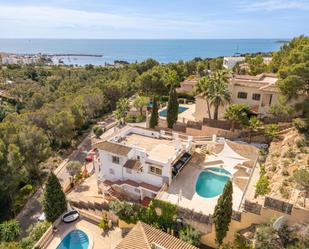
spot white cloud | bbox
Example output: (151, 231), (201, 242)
(238, 0), (309, 12)
(0, 5), (208, 35)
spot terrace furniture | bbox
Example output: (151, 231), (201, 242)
(62, 210), (80, 223)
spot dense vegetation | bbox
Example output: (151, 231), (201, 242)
(110, 199), (200, 246)
(0, 57), (222, 222)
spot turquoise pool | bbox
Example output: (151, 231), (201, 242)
(56, 229), (89, 249)
(196, 168), (231, 198)
(159, 106), (188, 117)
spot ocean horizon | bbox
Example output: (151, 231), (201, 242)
(0, 38), (286, 65)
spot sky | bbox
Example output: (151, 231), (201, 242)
(0, 0), (308, 39)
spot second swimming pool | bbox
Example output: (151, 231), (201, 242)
(159, 106), (188, 117)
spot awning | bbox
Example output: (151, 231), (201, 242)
(172, 152), (192, 177)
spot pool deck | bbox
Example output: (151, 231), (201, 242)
(45, 217), (122, 249)
(157, 160), (243, 216)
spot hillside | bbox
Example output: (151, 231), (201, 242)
(265, 128), (309, 208)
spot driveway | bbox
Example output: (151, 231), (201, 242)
(16, 123), (117, 238)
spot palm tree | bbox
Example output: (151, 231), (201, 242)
(208, 70), (231, 120)
(248, 116), (263, 142)
(133, 95), (149, 116)
(224, 104), (250, 132)
(195, 76), (212, 119)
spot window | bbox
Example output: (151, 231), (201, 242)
(252, 93), (261, 101)
(134, 188), (140, 193)
(109, 168), (115, 175)
(150, 166), (162, 176)
(112, 156), (120, 164)
(126, 168), (132, 174)
(237, 92), (247, 99)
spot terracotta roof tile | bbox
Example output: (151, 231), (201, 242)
(115, 222), (199, 249)
(94, 141), (131, 156)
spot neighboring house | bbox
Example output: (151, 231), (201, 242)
(115, 221), (198, 249)
(93, 127), (192, 201)
(194, 73), (305, 121)
(176, 76), (199, 93)
(223, 56), (246, 69)
(223, 56), (272, 70)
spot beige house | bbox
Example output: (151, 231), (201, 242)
(176, 76), (199, 93)
(194, 73), (305, 121)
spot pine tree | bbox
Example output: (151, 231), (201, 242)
(166, 87), (179, 129)
(42, 172), (67, 222)
(213, 180), (233, 246)
(149, 96), (159, 128)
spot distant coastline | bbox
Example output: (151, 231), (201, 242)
(0, 38), (282, 65)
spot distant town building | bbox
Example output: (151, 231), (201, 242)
(223, 56), (272, 69)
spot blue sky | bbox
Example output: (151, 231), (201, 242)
(0, 0), (308, 38)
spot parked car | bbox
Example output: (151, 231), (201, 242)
(85, 148), (97, 162)
(37, 212), (46, 222)
(85, 154), (93, 162)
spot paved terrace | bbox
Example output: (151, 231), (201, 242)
(117, 132), (186, 163)
(157, 140), (259, 215)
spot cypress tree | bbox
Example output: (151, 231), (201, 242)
(42, 172), (67, 222)
(149, 96), (158, 128)
(213, 180), (233, 246)
(166, 87), (179, 129)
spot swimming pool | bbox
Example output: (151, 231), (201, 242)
(159, 106), (188, 117)
(196, 168), (231, 198)
(56, 229), (89, 249)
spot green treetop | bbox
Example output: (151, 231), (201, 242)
(213, 180), (233, 246)
(166, 87), (179, 129)
(224, 104), (251, 131)
(149, 97), (159, 129)
(42, 172), (67, 222)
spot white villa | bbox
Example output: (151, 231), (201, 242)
(223, 56), (272, 69)
(93, 127), (193, 202)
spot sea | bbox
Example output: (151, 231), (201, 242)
(0, 39), (285, 65)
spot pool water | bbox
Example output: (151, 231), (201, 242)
(196, 169), (231, 198)
(206, 167), (231, 175)
(56, 229), (89, 249)
(159, 106), (188, 117)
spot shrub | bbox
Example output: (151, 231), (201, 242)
(293, 169), (309, 190)
(109, 201), (144, 224)
(19, 221), (51, 249)
(136, 115), (145, 123)
(255, 175), (270, 197)
(296, 138), (308, 149)
(282, 160), (290, 167)
(280, 185), (290, 199)
(98, 214), (108, 230)
(283, 148), (296, 159)
(179, 226), (201, 246)
(93, 125), (103, 138)
(125, 115), (136, 123)
(282, 169), (289, 176)
(264, 124), (279, 141)
(0, 220), (21, 242)
(270, 165), (277, 172)
(293, 118), (307, 133)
